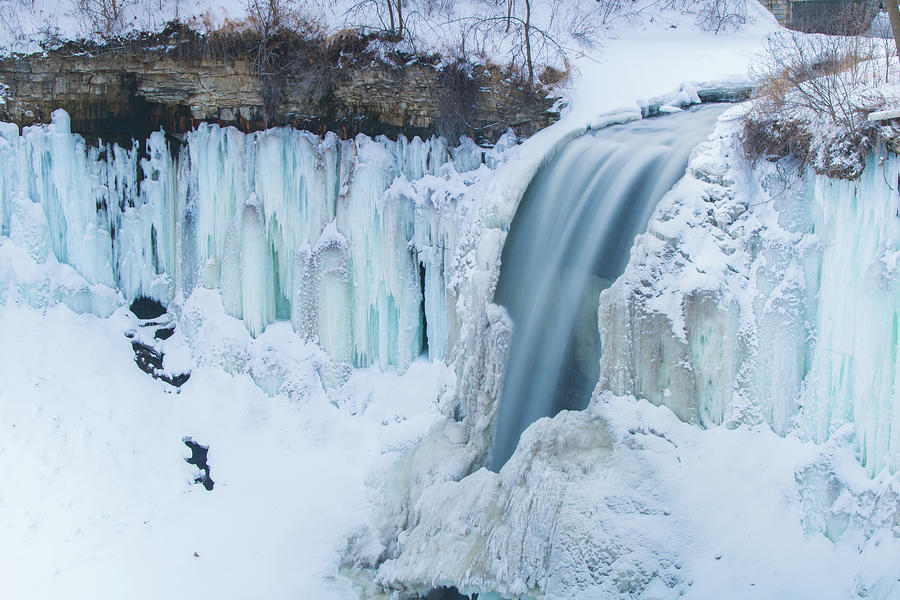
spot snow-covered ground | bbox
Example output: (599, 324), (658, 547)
(0, 297), (447, 599)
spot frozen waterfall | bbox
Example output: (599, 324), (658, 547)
(0, 110), (484, 370)
(489, 105), (727, 469)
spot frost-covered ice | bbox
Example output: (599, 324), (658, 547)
(599, 105), (900, 476)
(0, 110), (508, 369)
(365, 392), (900, 599)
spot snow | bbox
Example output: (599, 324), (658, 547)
(368, 392), (900, 599)
(0, 299), (447, 600)
(561, 3), (777, 125)
(3, 1), (900, 599)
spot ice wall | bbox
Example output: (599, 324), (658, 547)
(0, 110), (479, 369)
(599, 107), (900, 476)
(803, 160), (900, 475)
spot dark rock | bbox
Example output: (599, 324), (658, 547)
(183, 437), (214, 491)
(130, 339), (190, 387)
(154, 326), (175, 340)
(129, 296), (167, 319)
(696, 85), (755, 104)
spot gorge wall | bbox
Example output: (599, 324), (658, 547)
(0, 33), (558, 145)
(599, 107), (900, 476)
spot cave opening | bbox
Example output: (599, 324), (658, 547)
(423, 587), (477, 600)
(129, 296), (167, 320)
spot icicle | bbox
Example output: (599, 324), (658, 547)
(240, 194), (273, 338)
(0, 110), (467, 369)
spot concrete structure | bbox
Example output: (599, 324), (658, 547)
(761, 0), (881, 34)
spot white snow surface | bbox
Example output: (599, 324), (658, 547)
(0, 297), (448, 599)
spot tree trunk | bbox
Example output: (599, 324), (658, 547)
(506, 0), (513, 33)
(887, 0), (900, 66)
(524, 0), (533, 90)
(387, 0), (395, 34)
(396, 0), (403, 37)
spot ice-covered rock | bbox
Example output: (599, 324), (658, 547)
(358, 390), (900, 600)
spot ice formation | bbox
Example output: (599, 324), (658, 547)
(599, 106), (900, 476)
(349, 105), (900, 599)
(0, 110), (492, 369)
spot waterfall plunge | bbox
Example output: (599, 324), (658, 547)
(489, 105), (727, 470)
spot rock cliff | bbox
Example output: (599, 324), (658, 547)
(0, 32), (557, 144)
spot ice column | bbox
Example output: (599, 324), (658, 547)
(0, 112), (464, 370)
(803, 155), (900, 475)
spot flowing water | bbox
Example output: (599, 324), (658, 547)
(489, 105), (728, 470)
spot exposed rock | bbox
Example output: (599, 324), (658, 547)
(0, 39), (557, 144)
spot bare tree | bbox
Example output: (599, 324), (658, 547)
(885, 0), (900, 65)
(0, 0), (29, 48)
(74, 0), (135, 39)
(345, 0), (409, 37)
(246, 0), (306, 38)
(695, 0), (747, 34)
(458, 0), (580, 90)
(244, 0), (328, 122)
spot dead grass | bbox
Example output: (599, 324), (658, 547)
(741, 9), (894, 180)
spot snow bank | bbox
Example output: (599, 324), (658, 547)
(0, 298), (449, 599)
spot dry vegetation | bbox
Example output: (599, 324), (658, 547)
(742, 4), (900, 180)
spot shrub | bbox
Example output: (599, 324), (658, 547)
(436, 60), (479, 140)
(741, 19), (891, 179)
(538, 65), (567, 86)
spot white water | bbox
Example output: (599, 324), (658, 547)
(489, 105), (727, 469)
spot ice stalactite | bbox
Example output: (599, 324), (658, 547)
(0, 110), (483, 369)
(800, 156), (900, 476)
(598, 109), (900, 476)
